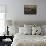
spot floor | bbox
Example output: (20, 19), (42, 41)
(0, 41), (12, 46)
(0, 36), (13, 46)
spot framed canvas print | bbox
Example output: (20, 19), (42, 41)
(24, 5), (37, 15)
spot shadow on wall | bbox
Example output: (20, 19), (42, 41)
(5, 20), (46, 27)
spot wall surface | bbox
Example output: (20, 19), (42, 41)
(0, 0), (46, 22)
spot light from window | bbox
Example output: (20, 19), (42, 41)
(0, 13), (5, 36)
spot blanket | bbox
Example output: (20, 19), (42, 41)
(11, 33), (46, 46)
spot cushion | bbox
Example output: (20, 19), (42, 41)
(24, 27), (32, 35)
(42, 25), (46, 33)
(32, 26), (41, 35)
(32, 27), (37, 35)
(24, 24), (32, 34)
(24, 24), (32, 29)
(19, 27), (25, 34)
(42, 25), (46, 35)
(19, 27), (32, 35)
(8, 26), (19, 36)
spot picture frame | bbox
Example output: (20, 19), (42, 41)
(24, 5), (37, 15)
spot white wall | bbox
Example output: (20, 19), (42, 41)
(0, 0), (46, 22)
(14, 0), (46, 22)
